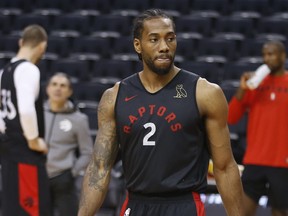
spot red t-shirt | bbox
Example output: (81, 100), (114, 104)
(228, 73), (288, 168)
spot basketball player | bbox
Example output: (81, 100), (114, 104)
(228, 41), (288, 216)
(0, 25), (50, 216)
(78, 9), (244, 216)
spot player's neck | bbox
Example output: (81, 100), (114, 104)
(139, 66), (180, 93)
(16, 48), (36, 64)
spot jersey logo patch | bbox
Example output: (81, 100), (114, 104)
(23, 196), (34, 207)
(174, 84), (187, 98)
(125, 95), (137, 102)
(59, 119), (72, 132)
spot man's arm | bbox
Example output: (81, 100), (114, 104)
(197, 78), (244, 216)
(15, 63), (47, 153)
(234, 72), (252, 100)
(78, 84), (119, 216)
(227, 72), (252, 124)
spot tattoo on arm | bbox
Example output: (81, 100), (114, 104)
(87, 89), (118, 192)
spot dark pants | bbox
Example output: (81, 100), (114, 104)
(49, 170), (78, 216)
(242, 165), (288, 210)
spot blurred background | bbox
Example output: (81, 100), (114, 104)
(0, 0), (285, 215)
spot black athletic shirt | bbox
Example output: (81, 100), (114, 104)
(115, 70), (210, 195)
(0, 60), (45, 163)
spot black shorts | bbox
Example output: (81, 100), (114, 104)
(120, 192), (205, 216)
(1, 157), (51, 216)
(242, 165), (288, 210)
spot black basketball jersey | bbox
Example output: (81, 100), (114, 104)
(0, 60), (45, 163)
(115, 70), (210, 194)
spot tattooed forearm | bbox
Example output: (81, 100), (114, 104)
(78, 192), (88, 211)
(87, 131), (118, 192)
(87, 161), (106, 192)
(78, 86), (119, 216)
(86, 87), (119, 192)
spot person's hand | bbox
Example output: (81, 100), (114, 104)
(234, 72), (254, 100)
(240, 72), (254, 90)
(28, 137), (48, 154)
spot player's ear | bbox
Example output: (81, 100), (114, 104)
(134, 38), (141, 54)
(18, 39), (23, 48)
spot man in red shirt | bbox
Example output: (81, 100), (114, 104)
(228, 40), (288, 216)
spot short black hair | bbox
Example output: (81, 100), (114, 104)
(132, 8), (175, 40)
(264, 40), (286, 54)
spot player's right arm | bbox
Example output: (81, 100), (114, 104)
(234, 72), (252, 100)
(78, 84), (120, 216)
(227, 72), (252, 124)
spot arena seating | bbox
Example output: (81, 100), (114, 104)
(0, 1), (285, 215)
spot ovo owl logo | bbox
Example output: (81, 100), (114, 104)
(174, 84), (187, 98)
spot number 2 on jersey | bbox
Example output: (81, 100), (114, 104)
(143, 122), (156, 146)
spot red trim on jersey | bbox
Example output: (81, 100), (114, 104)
(192, 192), (206, 216)
(120, 192), (129, 216)
(18, 163), (39, 216)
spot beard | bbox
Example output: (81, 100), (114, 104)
(143, 54), (174, 76)
(269, 63), (283, 74)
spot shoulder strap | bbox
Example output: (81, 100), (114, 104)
(2, 59), (27, 73)
(0, 59), (27, 109)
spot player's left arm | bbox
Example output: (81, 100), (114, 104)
(15, 63), (48, 153)
(196, 78), (244, 216)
